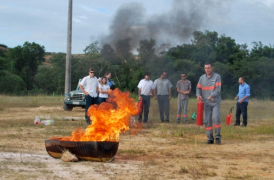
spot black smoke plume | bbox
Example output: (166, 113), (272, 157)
(100, 0), (226, 52)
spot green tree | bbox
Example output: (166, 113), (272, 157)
(83, 41), (100, 54)
(115, 38), (132, 60)
(137, 38), (156, 67)
(250, 42), (274, 60)
(34, 65), (56, 94)
(0, 44), (9, 71)
(191, 30), (218, 63)
(7, 42), (45, 91)
(0, 70), (25, 94)
(101, 44), (116, 64)
(166, 44), (195, 60)
(216, 35), (241, 64)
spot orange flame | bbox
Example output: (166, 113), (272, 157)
(50, 89), (139, 142)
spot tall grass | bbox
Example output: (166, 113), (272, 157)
(0, 95), (64, 108)
(149, 97), (274, 123)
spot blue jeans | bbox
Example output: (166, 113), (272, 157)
(98, 97), (107, 104)
(85, 95), (98, 123)
(236, 102), (248, 126)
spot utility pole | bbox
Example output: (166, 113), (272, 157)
(65, 0), (73, 94)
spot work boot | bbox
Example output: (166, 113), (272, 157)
(215, 138), (221, 144)
(206, 140), (214, 144)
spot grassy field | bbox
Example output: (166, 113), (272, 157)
(0, 95), (274, 179)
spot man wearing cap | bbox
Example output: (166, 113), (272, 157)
(196, 62), (222, 144)
(79, 68), (99, 125)
(176, 73), (191, 123)
(137, 72), (155, 123)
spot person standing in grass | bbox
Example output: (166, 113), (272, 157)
(98, 77), (110, 104)
(154, 71), (173, 123)
(176, 73), (191, 124)
(196, 62), (222, 144)
(234, 77), (250, 127)
(79, 68), (99, 125)
(137, 72), (155, 123)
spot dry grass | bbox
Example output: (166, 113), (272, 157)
(0, 95), (274, 179)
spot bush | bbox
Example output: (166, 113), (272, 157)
(0, 70), (25, 94)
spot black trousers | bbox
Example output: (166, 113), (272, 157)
(138, 95), (151, 122)
(235, 102), (248, 125)
(85, 95), (98, 123)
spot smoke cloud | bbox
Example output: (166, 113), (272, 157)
(100, 0), (227, 51)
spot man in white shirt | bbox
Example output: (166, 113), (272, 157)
(137, 72), (155, 123)
(79, 68), (99, 125)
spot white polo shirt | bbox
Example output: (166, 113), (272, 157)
(79, 76), (99, 97)
(137, 79), (155, 96)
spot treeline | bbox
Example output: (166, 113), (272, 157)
(1, 30), (274, 99)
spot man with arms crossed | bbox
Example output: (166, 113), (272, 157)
(79, 68), (99, 125)
(196, 62), (222, 144)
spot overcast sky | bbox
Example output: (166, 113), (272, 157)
(1, 0), (274, 54)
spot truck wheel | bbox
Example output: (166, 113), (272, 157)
(63, 103), (73, 111)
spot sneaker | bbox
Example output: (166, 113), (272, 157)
(234, 123), (240, 126)
(240, 124), (246, 127)
(183, 121), (188, 124)
(206, 140), (214, 144)
(215, 138), (221, 144)
(164, 120), (170, 123)
(176, 121), (180, 124)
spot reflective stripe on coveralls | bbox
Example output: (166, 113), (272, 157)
(196, 72), (222, 141)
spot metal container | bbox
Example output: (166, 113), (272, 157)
(45, 139), (119, 162)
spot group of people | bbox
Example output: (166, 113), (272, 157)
(78, 69), (113, 124)
(79, 62), (250, 144)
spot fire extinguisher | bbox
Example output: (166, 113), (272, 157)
(226, 106), (234, 125)
(137, 99), (143, 115)
(196, 100), (204, 126)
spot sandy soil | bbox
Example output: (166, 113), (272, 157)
(0, 106), (274, 180)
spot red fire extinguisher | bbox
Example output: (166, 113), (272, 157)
(196, 100), (204, 126)
(226, 106), (234, 125)
(137, 99), (143, 115)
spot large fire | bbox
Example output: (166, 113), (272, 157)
(50, 89), (139, 142)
